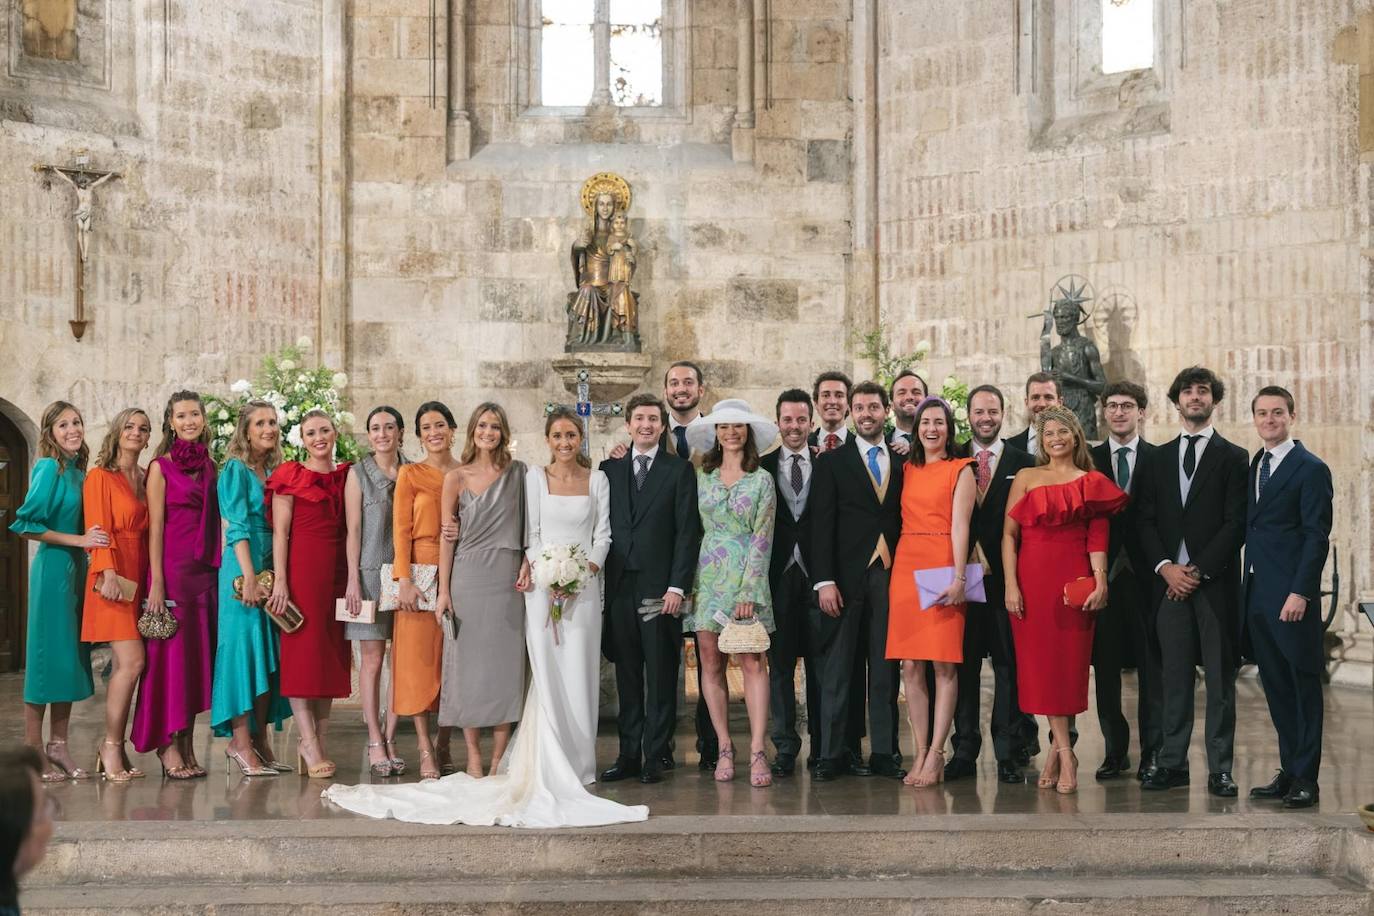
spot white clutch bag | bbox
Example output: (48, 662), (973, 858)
(378, 563), (439, 611)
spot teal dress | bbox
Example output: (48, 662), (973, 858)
(210, 459), (290, 736)
(9, 457), (93, 704)
(686, 467), (777, 635)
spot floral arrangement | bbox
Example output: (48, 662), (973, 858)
(856, 327), (971, 442)
(205, 336), (361, 465)
(531, 543), (590, 645)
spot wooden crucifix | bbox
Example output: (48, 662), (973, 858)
(35, 161), (121, 340)
(545, 368), (623, 458)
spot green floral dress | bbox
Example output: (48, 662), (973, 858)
(686, 467), (776, 634)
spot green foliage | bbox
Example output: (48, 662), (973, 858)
(854, 326), (970, 442)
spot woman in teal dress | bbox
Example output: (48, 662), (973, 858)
(683, 399), (778, 789)
(10, 401), (104, 782)
(210, 400), (292, 776)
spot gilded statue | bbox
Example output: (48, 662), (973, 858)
(567, 173), (640, 350)
(1040, 278), (1106, 439)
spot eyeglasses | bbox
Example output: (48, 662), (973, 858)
(1103, 402), (1139, 413)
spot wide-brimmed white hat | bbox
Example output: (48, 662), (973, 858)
(685, 398), (779, 453)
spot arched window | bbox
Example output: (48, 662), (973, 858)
(1101, 0), (1155, 75)
(539, 0), (668, 109)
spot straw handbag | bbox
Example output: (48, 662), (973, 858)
(717, 617), (770, 654)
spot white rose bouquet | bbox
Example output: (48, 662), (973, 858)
(531, 543), (589, 645)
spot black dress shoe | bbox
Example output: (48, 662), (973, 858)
(659, 756), (676, 771)
(1014, 749), (1033, 769)
(868, 754), (907, 780)
(1282, 782), (1319, 809)
(1095, 755), (1131, 781)
(1249, 770), (1293, 800)
(812, 760), (840, 782)
(1137, 753), (1159, 783)
(944, 757), (978, 781)
(1141, 767), (1189, 791)
(806, 756), (819, 771)
(845, 750), (872, 777)
(599, 760), (640, 782)
(770, 754), (796, 777)
(997, 760), (1024, 784)
(1206, 771), (1237, 797)
(697, 752), (718, 771)
(639, 765), (663, 785)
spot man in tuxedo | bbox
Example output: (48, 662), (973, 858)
(809, 381), (905, 781)
(1089, 380), (1161, 781)
(1005, 372), (1061, 458)
(599, 394), (701, 785)
(1244, 386), (1332, 809)
(945, 385), (1038, 784)
(760, 389), (822, 776)
(887, 370), (927, 455)
(808, 371), (852, 452)
(1137, 366), (1247, 797)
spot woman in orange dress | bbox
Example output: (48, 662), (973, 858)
(392, 401), (459, 780)
(82, 408), (152, 781)
(887, 397), (976, 788)
(1003, 405), (1127, 794)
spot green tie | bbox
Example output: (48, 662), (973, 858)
(1115, 446), (1131, 490)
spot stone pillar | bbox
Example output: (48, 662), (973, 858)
(447, 0), (471, 161)
(731, 0), (757, 163)
(591, 0), (612, 106)
(849, 0), (879, 371)
(319, 0), (349, 369)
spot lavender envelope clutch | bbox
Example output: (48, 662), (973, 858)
(914, 564), (986, 607)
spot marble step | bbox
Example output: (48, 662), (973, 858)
(30, 813), (1372, 888)
(21, 874), (1374, 915)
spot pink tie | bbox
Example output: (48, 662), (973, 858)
(975, 450), (992, 495)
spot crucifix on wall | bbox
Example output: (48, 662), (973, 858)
(545, 368), (623, 458)
(35, 160), (121, 340)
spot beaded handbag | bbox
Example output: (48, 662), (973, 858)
(136, 599), (178, 640)
(717, 618), (770, 655)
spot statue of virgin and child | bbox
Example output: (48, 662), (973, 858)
(566, 173), (640, 351)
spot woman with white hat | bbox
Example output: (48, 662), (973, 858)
(683, 399), (779, 788)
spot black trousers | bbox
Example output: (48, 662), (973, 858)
(1091, 567), (1161, 761)
(1247, 593), (1323, 784)
(816, 564), (900, 761)
(767, 563), (822, 758)
(609, 572), (681, 766)
(950, 585), (1034, 764)
(1155, 589), (1235, 773)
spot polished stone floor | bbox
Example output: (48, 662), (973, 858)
(5, 662), (1372, 823)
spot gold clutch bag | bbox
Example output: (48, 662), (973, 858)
(91, 575), (138, 603)
(232, 571), (304, 633)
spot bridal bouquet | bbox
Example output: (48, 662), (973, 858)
(531, 544), (589, 645)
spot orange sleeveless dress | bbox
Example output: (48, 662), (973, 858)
(391, 464), (445, 716)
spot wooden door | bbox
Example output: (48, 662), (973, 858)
(0, 416), (28, 671)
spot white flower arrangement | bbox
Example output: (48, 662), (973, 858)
(531, 543), (590, 645)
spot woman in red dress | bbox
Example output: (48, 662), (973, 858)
(1002, 406), (1126, 794)
(266, 410), (351, 778)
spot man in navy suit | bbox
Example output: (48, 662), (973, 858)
(1243, 386), (1332, 809)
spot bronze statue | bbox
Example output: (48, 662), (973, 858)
(1040, 280), (1106, 439)
(567, 173), (640, 351)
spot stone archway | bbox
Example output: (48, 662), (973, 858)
(0, 401), (36, 671)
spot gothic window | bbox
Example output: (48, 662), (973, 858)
(1101, 0), (1154, 75)
(539, 0), (665, 109)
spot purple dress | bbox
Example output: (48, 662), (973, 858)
(131, 440), (220, 753)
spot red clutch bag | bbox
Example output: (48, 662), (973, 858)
(1062, 576), (1097, 611)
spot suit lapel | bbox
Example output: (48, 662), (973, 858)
(1256, 442), (1305, 510)
(631, 452), (671, 524)
(1161, 437), (1185, 512)
(1184, 433), (1225, 509)
(844, 438), (884, 506)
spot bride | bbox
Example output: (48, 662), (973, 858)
(323, 408), (647, 827)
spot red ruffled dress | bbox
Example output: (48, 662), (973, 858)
(264, 462), (352, 699)
(1007, 472), (1128, 715)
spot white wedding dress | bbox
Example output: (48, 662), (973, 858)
(323, 466), (648, 828)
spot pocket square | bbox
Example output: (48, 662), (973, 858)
(914, 564), (986, 607)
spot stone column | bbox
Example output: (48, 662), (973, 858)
(731, 0), (757, 162)
(447, 0), (471, 161)
(591, 0), (612, 105)
(849, 0), (880, 371)
(319, 0), (349, 369)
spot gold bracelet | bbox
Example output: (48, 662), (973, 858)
(1092, 567), (1107, 575)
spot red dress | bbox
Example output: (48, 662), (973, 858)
(265, 462), (352, 699)
(1007, 472), (1127, 715)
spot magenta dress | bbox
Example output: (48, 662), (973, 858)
(131, 440), (220, 753)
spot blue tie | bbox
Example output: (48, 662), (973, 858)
(867, 445), (882, 486)
(673, 425), (689, 458)
(1258, 451), (1271, 497)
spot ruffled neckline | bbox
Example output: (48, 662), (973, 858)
(1009, 471), (1128, 528)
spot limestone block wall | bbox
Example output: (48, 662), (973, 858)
(0, 1), (325, 445)
(876, 0), (1374, 676)
(347, 0), (855, 457)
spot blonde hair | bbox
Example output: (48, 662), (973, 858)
(154, 390), (210, 457)
(225, 399), (283, 471)
(1034, 405), (1094, 471)
(94, 408), (150, 473)
(38, 401), (89, 470)
(459, 402), (512, 469)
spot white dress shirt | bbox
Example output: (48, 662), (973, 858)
(972, 437), (1005, 472)
(1109, 434), (1140, 494)
(817, 425), (850, 448)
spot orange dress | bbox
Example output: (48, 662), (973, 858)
(81, 468), (149, 643)
(886, 457), (974, 663)
(391, 463), (445, 717)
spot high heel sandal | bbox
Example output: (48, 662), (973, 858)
(749, 751), (772, 788)
(1055, 747), (1078, 795)
(435, 742), (455, 776)
(157, 748), (196, 781)
(366, 742), (395, 778)
(383, 738), (406, 776)
(713, 745), (736, 782)
(225, 746), (277, 777)
(296, 738), (336, 779)
(903, 746), (929, 787)
(120, 748), (145, 779)
(45, 739), (92, 780)
(913, 749), (946, 788)
(252, 741), (294, 773)
(1037, 745), (1062, 789)
(418, 750), (441, 781)
(95, 740), (135, 783)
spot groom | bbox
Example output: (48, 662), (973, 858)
(600, 393), (701, 784)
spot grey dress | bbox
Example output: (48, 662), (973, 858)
(345, 454), (404, 641)
(439, 460), (528, 729)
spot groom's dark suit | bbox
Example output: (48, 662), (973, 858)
(601, 446), (700, 770)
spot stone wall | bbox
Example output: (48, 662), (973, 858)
(876, 0), (1374, 676)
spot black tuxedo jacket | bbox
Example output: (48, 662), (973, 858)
(1006, 428), (1030, 456)
(1242, 442), (1332, 667)
(809, 436), (904, 599)
(1090, 438), (1157, 574)
(760, 449), (815, 596)
(969, 442), (1034, 583)
(599, 450), (701, 600)
(1136, 430), (1248, 631)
